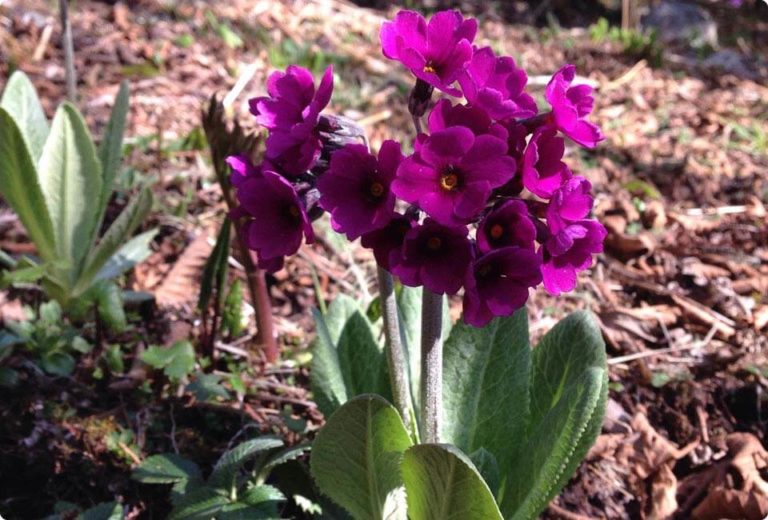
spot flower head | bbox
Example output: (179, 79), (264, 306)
(547, 176), (594, 230)
(392, 126), (516, 226)
(476, 199), (537, 253)
(235, 168), (314, 272)
(227, 154), (263, 187)
(391, 218), (472, 294)
(361, 214), (415, 271)
(381, 10), (477, 96)
(459, 46), (537, 120)
(463, 247), (542, 327)
(318, 141), (403, 240)
(522, 126), (572, 199)
(545, 65), (604, 149)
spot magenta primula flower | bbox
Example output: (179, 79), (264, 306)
(463, 246), (542, 327)
(427, 99), (508, 141)
(361, 214), (415, 271)
(476, 199), (537, 253)
(541, 176), (605, 295)
(522, 126), (572, 199)
(250, 65), (333, 135)
(391, 218), (472, 294)
(545, 64), (604, 149)
(235, 168), (314, 272)
(380, 9), (477, 96)
(459, 46), (537, 120)
(249, 65), (334, 175)
(392, 126), (516, 226)
(318, 141), (403, 240)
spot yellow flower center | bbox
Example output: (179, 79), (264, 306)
(423, 62), (437, 74)
(427, 237), (442, 250)
(440, 173), (459, 191)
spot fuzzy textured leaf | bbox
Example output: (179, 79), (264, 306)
(209, 437), (284, 490)
(0, 108), (56, 261)
(310, 395), (411, 520)
(78, 186), (153, 292)
(96, 80), (129, 227)
(442, 310), (531, 478)
(401, 443), (503, 520)
(94, 228), (157, 284)
(0, 71), (49, 161)
(501, 311), (608, 520)
(310, 295), (359, 416)
(37, 103), (103, 277)
(132, 453), (202, 484)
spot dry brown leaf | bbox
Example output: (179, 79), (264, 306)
(649, 464), (678, 520)
(155, 234), (212, 308)
(693, 489), (768, 520)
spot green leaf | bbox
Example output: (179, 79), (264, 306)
(132, 453), (202, 484)
(78, 501), (124, 520)
(222, 279), (245, 337)
(469, 448), (501, 499)
(0, 367), (19, 387)
(401, 443), (503, 520)
(198, 219), (230, 312)
(0, 261), (47, 287)
(104, 344), (124, 374)
(256, 443), (311, 483)
(95, 281), (127, 332)
(77, 187), (153, 292)
(0, 70), (49, 161)
(168, 488), (229, 520)
(242, 484), (286, 506)
(0, 108), (56, 261)
(310, 295), (359, 416)
(96, 81), (129, 228)
(186, 373), (230, 401)
(310, 395), (411, 520)
(93, 228), (157, 284)
(209, 437), (284, 490)
(337, 311), (390, 402)
(442, 310), (531, 479)
(501, 311), (608, 520)
(140, 341), (195, 381)
(40, 351), (76, 376)
(37, 103), (103, 278)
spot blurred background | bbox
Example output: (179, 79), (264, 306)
(1, 0), (767, 518)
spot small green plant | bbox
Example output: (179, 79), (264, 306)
(132, 437), (309, 519)
(589, 17), (662, 64)
(45, 500), (124, 520)
(140, 340), (196, 382)
(0, 72), (156, 328)
(1, 300), (93, 377)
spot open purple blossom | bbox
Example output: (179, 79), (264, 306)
(227, 154), (264, 187)
(361, 214), (416, 271)
(264, 131), (322, 176)
(545, 65), (604, 149)
(547, 176), (595, 229)
(380, 10), (477, 96)
(318, 141), (403, 240)
(463, 246), (542, 327)
(427, 99), (508, 141)
(391, 218), (472, 294)
(522, 126), (572, 199)
(459, 46), (537, 120)
(542, 220), (606, 295)
(392, 126), (516, 226)
(235, 168), (314, 272)
(250, 65), (333, 135)
(476, 199), (537, 253)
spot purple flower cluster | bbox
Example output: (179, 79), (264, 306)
(230, 9), (607, 327)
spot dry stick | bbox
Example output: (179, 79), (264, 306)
(421, 289), (443, 443)
(59, 0), (77, 103)
(377, 267), (413, 432)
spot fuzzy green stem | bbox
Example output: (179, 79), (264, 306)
(420, 289), (443, 443)
(377, 267), (413, 431)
